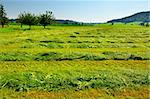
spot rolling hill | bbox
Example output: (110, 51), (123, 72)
(107, 11), (150, 23)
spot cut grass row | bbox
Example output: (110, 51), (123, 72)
(0, 86), (149, 99)
(0, 60), (149, 98)
(0, 25), (149, 49)
(0, 51), (149, 61)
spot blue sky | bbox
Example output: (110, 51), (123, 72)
(1, 0), (149, 22)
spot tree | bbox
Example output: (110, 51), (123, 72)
(18, 12), (37, 29)
(0, 4), (8, 28)
(39, 11), (54, 28)
(139, 22), (145, 26)
(17, 13), (25, 28)
(145, 23), (149, 27)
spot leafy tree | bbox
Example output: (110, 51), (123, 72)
(0, 4), (8, 28)
(139, 22), (145, 26)
(39, 11), (54, 28)
(17, 13), (25, 28)
(145, 23), (149, 27)
(18, 12), (37, 29)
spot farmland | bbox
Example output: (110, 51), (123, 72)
(0, 24), (150, 98)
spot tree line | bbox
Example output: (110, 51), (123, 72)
(0, 4), (54, 29)
(17, 11), (54, 29)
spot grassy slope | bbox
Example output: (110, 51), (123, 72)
(0, 24), (150, 98)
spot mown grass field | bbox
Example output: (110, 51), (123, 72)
(0, 24), (150, 98)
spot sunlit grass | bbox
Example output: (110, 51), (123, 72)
(0, 24), (149, 98)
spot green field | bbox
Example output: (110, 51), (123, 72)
(0, 24), (150, 98)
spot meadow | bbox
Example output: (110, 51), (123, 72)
(0, 24), (149, 98)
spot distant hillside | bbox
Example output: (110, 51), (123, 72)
(55, 19), (80, 24)
(107, 11), (150, 23)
